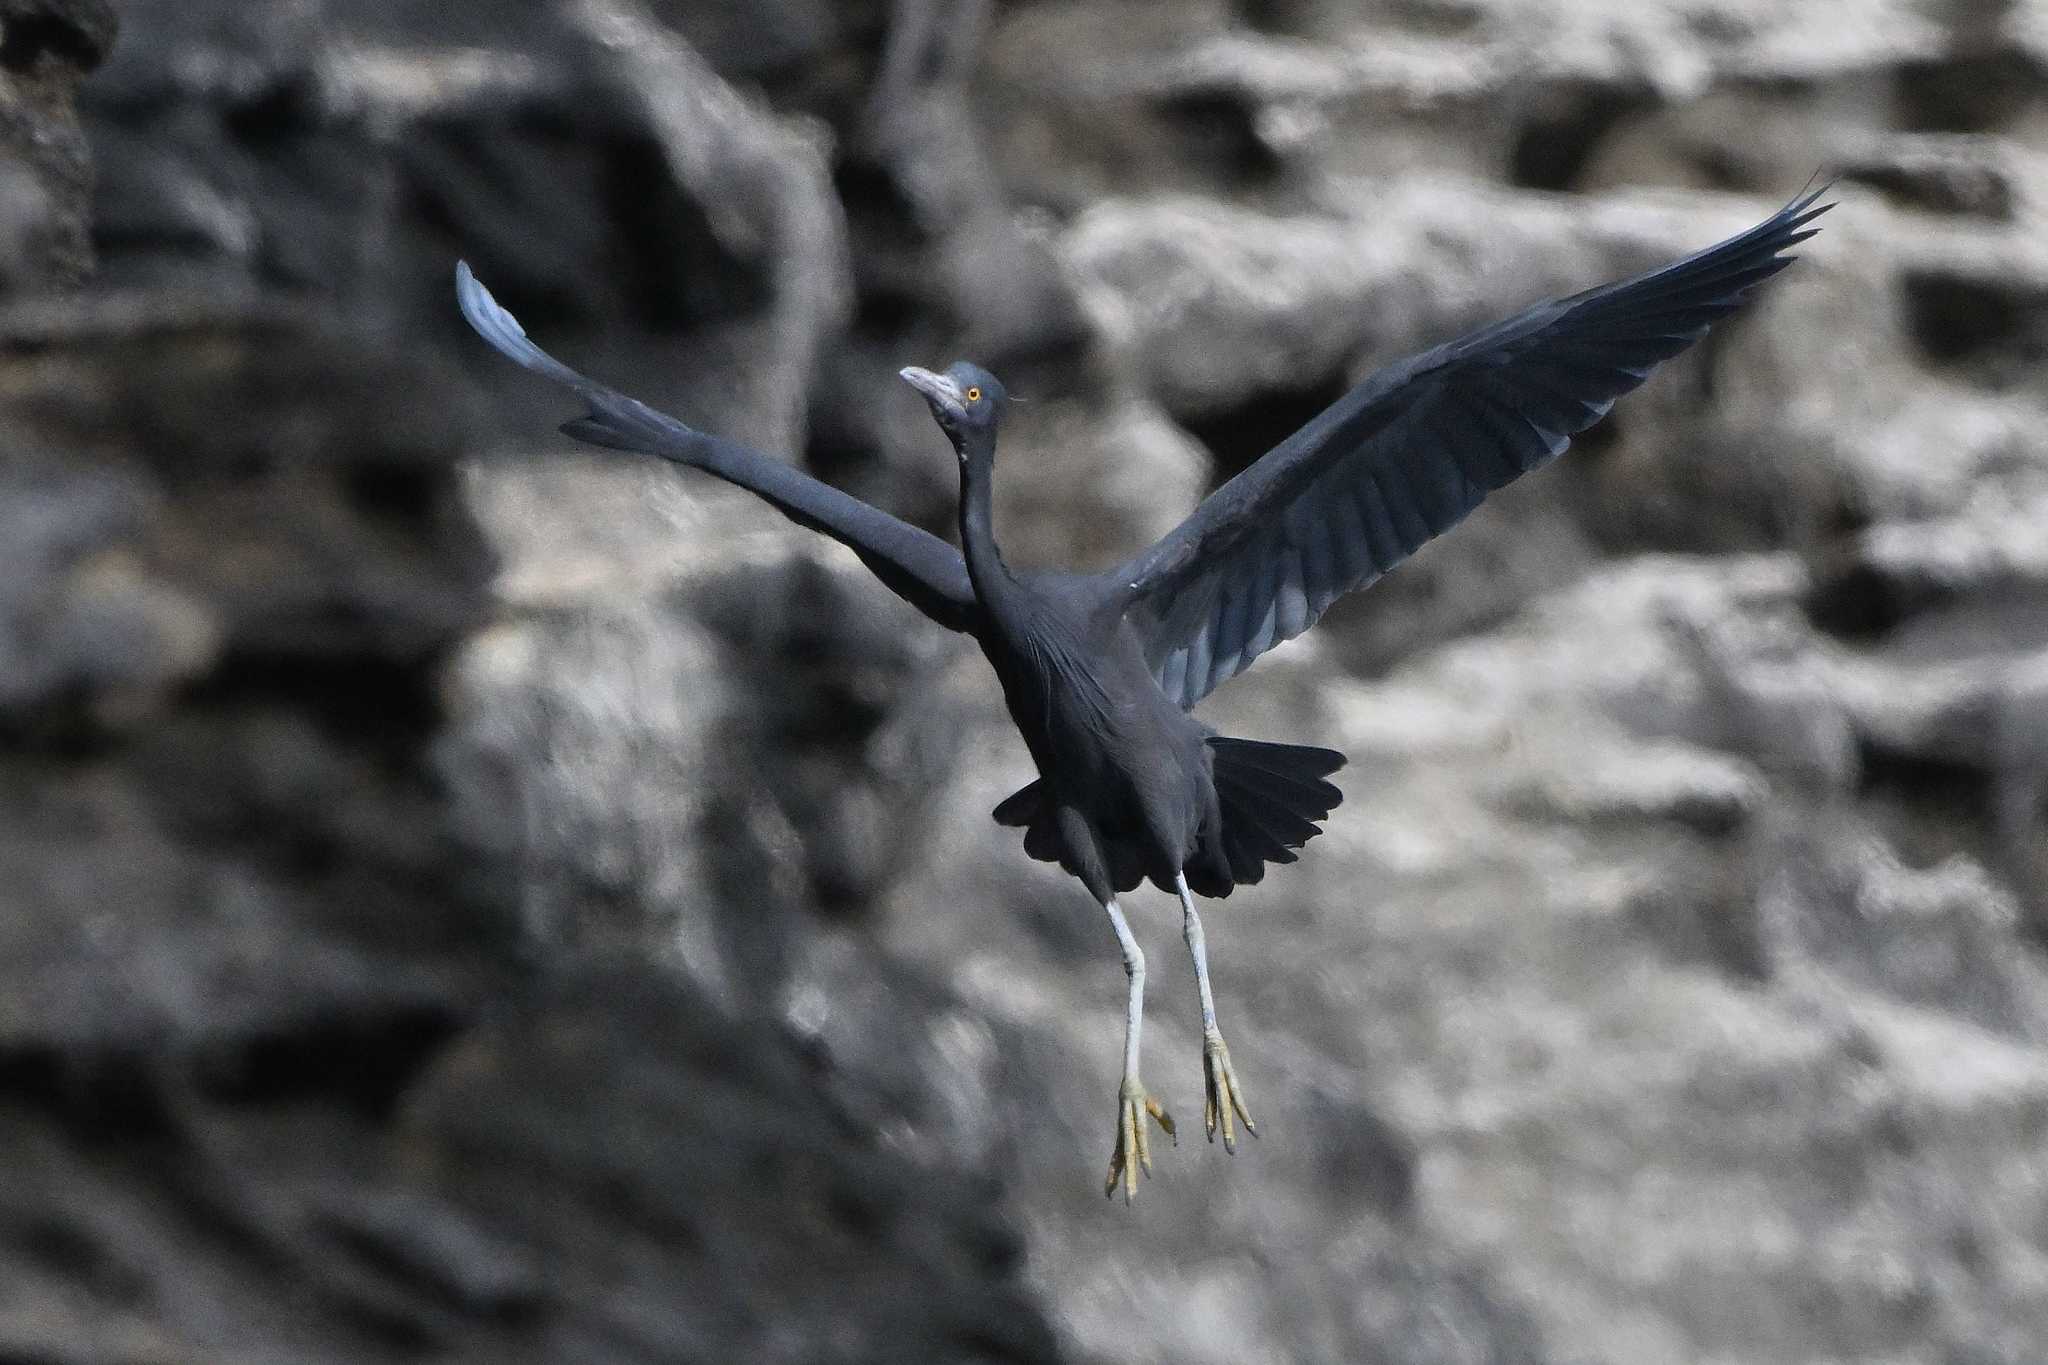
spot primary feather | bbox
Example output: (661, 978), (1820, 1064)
(1117, 184), (1834, 708)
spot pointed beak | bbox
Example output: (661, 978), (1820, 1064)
(899, 366), (966, 421)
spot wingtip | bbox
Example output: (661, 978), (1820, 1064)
(455, 260), (529, 345)
(454, 257), (491, 323)
(451, 256), (589, 391)
(1764, 175), (1837, 251)
(456, 260), (487, 316)
(1786, 170), (1840, 221)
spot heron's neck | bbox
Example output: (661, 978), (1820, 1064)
(956, 444), (1016, 599)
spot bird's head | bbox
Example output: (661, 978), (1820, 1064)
(898, 361), (1006, 460)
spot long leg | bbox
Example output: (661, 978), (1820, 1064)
(1105, 897), (1146, 1084)
(1176, 871), (1257, 1151)
(1052, 806), (1173, 1200)
(1101, 895), (1175, 1200)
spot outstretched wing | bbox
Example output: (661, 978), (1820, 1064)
(457, 263), (980, 634)
(1113, 185), (1833, 708)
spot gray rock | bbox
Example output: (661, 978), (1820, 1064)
(1, 4), (1052, 1358)
(11, 0), (2048, 1360)
(0, 0), (114, 291)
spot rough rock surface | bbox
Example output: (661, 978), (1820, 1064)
(8, 0), (2048, 1359)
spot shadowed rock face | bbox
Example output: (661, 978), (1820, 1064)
(0, 0), (112, 290)
(8, 0), (2048, 1359)
(0, 2), (1046, 1359)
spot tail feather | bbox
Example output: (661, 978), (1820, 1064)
(1202, 737), (1346, 897)
(1213, 788), (1315, 857)
(1211, 737), (1343, 784)
(1211, 761), (1326, 812)
(995, 780), (1068, 865)
(987, 738), (1347, 899)
(1213, 772), (1321, 842)
(991, 782), (1040, 827)
(1213, 827), (1262, 886)
(1209, 738), (1346, 807)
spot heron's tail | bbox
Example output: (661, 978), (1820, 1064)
(990, 737), (1345, 898)
(1192, 737), (1346, 897)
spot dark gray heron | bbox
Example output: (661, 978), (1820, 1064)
(456, 183), (1830, 1200)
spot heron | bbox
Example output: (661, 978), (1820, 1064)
(456, 182), (1831, 1200)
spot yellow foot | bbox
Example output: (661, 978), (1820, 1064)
(1203, 1029), (1258, 1153)
(1104, 1076), (1176, 1202)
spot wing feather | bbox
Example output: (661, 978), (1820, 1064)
(457, 263), (980, 633)
(1116, 185), (1832, 707)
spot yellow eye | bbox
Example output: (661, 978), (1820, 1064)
(965, 386), (982, 403)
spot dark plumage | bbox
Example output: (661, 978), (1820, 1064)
(456, 182), (1831, 1198)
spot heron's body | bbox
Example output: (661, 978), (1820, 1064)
(456, 182), (1832, 1199)
(960, 453), (1341, 906)
(972, 563), (1219, 899)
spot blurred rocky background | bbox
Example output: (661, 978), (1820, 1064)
(4, 0), (2048, 1359)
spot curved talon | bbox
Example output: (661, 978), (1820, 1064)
(1105, 1077), (1176, 1202)
(1203, 1030), (1257, 1153)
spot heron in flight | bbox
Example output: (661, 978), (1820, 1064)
(457, 183), (1830, 1200)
